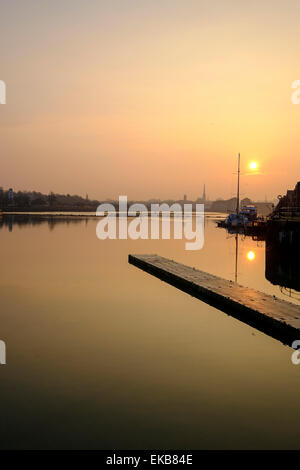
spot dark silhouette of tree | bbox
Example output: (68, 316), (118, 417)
(48, 192), (56, 207)
(31, 197), (46, 206)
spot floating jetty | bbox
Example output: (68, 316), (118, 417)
(129, 254), (300, 346)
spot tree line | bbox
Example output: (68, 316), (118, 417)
(0, 188), (100, 210)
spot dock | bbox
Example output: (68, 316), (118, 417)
(128, 254), (300, 346)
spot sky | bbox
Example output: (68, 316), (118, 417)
(0, 0), (299, 201)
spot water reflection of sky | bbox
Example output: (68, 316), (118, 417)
(0, 213), (299, 304)
(0, 213), (300, 449)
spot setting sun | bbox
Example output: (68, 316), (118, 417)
(247, 251), (256, 261)
(249, 161), (258, 171)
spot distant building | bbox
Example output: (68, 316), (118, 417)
(210, 197), (237, 213)
(8, 188), (14, 201)
(196, 184), (207, 204)
(202, 184), (206, 202)
(272, 181), (300, 220)
(183, 194), (187, 202)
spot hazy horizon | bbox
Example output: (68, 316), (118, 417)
(1, 0), (299, 201)
(0, 184), (281, 203)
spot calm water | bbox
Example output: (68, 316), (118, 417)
(0, 213), (299, 449)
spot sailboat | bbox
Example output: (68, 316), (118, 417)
(218, 154), (258, 229)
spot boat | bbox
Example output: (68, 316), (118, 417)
(217, 154), (261, 230)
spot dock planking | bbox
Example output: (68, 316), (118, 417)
(128, 254), (300, 346)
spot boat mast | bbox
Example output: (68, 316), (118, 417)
(236, 153), (240, 215)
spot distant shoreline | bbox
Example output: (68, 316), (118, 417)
(2, 210), (226, 218)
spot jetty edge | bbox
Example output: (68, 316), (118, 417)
(128, 254), (300, 346)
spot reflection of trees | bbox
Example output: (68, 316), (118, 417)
(0, 214), (91, 231)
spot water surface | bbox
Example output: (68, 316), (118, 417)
(0, 214), (299, 449)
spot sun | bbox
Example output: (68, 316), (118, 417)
(247, 251), (256, 261)
(249, 161), (258, 171)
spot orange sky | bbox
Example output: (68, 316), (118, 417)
(0, 0), (299, 201)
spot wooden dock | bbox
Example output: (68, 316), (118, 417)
(128, 254), (300, 346)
